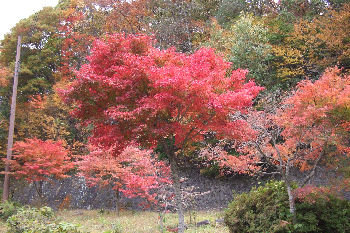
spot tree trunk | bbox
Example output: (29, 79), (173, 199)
(168, 153), (185, 233)
(286, 181), (296, 223)
(115, 189), (120, 216)
(34, 181), (45, 206)
(284, 161), (296, 224)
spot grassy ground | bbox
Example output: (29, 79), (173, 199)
(0, 209), (229, 233)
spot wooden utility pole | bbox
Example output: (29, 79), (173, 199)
(2, 35), (21, 202)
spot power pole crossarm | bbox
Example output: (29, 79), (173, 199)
(2, 35), (21, 202)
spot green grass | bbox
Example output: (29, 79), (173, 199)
(0, 222), (5, 233)
(0, 209), (229, 233)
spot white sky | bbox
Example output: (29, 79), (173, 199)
(0, 0), (59, 40)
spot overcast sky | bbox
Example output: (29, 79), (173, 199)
(0, 0), (59, 40)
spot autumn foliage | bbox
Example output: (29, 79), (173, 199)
(6, 138), (73, 182)
(227, 68), (350, 176)
(275, 68), (350, 169)
(62, 33), (263, 155)
(198, 68), (350, 219)
(77, 145), (171, 205)
(0, 66), (10, 87)
(2, 0), (350, 229)
(291, 4), (350, 74)
(61, 34), (262, 229)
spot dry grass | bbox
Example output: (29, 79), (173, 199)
(0, 209), (229, 233)
(57, 209), (229, 233)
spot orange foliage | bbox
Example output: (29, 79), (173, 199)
(15, 91), (71, 142)
(0, 66), (11, 87)
(208, 68), (350, 181)
(276, 67), (350, 169)
(59, 194), (72, 210)
(291, 3), (350, 73)
(6, 138), (74, 182)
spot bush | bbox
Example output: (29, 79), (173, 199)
(7, 206), (80, 233)
(224, 180), (350, 233)
(0, 201), (21, 221)
(224, 180), (291, 233)
(293, 194), (350, 233)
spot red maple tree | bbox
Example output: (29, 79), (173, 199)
(76, 145), (171, 214)
(62, 33), (262, 232)
(5, 138), (74, 200)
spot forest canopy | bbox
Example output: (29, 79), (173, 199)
(1, 1), (350, 232)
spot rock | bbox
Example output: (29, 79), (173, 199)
(72, 211), (84, 216)
(196, 220), (210, 227)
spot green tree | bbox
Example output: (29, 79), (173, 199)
(0, 7), (62, 101)
(204, 14), (274, 87)
(0, 6), (63, 158)
(279, 0), (326, 19)
(216, 0), (247, 27)
(150, 0), (197, 52)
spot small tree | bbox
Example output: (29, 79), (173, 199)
(155, 177), (210, 232)
(76, 145), (171, 215)
(203, 68), (350, 221)
(62, 33), (262, 232)
(5, 138), (73, 203)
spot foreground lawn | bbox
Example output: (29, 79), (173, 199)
(57, 209), (229, 233)
(0, 209), (229, 233)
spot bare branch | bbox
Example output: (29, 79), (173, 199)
(300, 151), (324, 187)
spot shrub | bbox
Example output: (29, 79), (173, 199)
(0, 201), (21, 221)
(293, 194), (350, 233)
(224, 180), (291, 233)
(224, 180), (350, 233)
(7, 206), (80, 233)
(49, 222), (81, 233)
